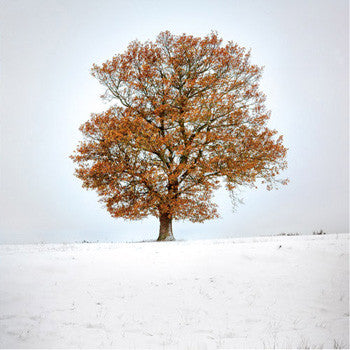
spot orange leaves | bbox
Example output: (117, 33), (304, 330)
(72, 31), (288, 225)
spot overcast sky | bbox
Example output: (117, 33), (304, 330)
(0, 0), (348, 243)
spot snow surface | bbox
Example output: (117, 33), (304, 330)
(0, 234), (348, 349)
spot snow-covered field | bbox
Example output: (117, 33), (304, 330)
(0, 234), (348, 349)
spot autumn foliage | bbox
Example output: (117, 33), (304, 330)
(71, 31), (288, 241)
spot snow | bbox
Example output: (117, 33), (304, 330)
(0, 234), (348, 349)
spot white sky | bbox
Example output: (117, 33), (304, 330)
(0, 0), (348, 243)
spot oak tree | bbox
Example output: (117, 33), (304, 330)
(71, 31), (288, 241)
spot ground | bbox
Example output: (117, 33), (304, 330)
(0, 234), (348, 349)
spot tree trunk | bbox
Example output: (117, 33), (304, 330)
(157, 213), (175, 241)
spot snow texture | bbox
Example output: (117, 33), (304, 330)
(0, 234), (348, 349)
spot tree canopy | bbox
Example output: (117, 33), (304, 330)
(71, 31), (288, 240)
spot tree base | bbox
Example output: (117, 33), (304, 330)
(157, 235), (175, 242)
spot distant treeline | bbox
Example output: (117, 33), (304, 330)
(277, 230), (326, 236)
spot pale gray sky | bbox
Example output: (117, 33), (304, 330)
(0, 0), (348, 243)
